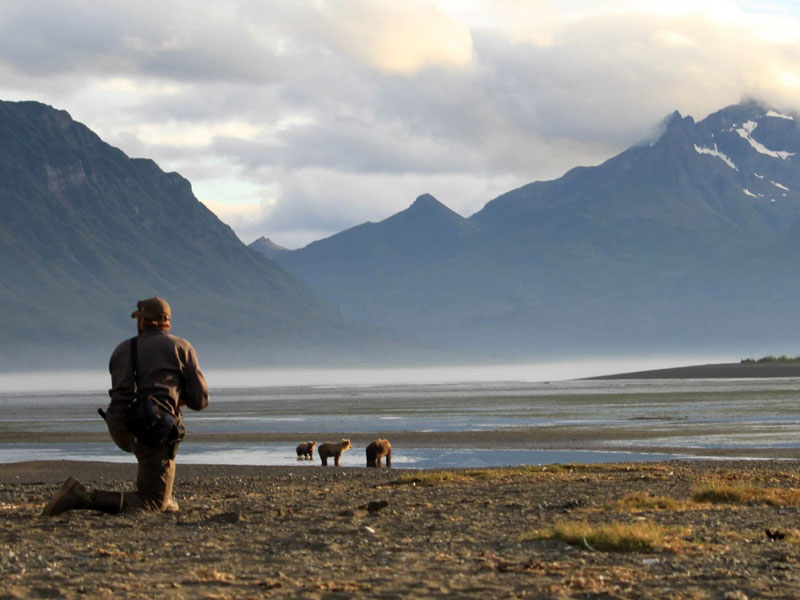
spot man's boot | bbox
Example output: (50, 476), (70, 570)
(42, 477), (124, 516)
(41, 477), (90, 516)
(91, 490), (125, 514)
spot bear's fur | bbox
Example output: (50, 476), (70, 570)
(296, 441), (316, 460)
(318, 439), (352, 466)
(366, 438), (392, 468)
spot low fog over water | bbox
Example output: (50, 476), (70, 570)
(0, 355), (737, 393)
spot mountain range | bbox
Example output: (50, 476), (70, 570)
(262, 101), (800, 357)
(0, 100), (385, 370)
(4, 98), (799, 370)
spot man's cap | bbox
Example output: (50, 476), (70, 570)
(131, 297), (171, 322)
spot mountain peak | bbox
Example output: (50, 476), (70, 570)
(666, 109), (683, 123)
(249, 236), (290, 258)
(412, 193), (440, 207)
(394, 193), (474, 233)
(408, 193), (453, 215)
(662, 110), (695, 136)
(253, 236), (288, 250)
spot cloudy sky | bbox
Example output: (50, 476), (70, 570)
(2, 1), (800, 248)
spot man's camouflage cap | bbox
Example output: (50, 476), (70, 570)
(131, 297), (171, 322)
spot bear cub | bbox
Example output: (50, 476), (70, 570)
(318, 439), (352, 466)
(366, 438), (392, 468)
(296, 441), (316, 460)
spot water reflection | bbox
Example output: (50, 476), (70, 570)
(0, 442), (693, 469)
(3, 375), (800, 466)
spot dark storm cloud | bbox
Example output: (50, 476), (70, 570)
(0, 0), (281, 83)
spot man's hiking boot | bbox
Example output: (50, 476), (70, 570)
(91, 490), (125, 514)
(42, 477), (124, 516)
(42, 477), (89, 516)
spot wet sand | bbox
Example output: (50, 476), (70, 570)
(3, 422), (799, 461)
(4, 459), (800, 599)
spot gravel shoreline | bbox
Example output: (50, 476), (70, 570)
(3, 459), (800, 599)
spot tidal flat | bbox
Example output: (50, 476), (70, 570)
(2, 377), (800, 465)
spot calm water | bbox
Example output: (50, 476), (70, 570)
(2, 364), (800, 468)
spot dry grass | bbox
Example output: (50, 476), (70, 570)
(390, 466), (567, 486)
(787, 532), (800, 545)
(390, 471), (481, 486)
(531, 520), (687, 553)
(692, 478), (800, 507)
(611, 492), (689, 512)
(390, 462), (673, 487)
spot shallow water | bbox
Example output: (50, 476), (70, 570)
(0, 442), (689, 468)
(3, 374), (800, 467)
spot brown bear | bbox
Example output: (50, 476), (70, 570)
(317, 439), (351, 466)
(366, 438), (392, 468)
(296, 441), (316, 460)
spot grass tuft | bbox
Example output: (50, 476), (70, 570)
(536, 521), (676, 553)
(390, 466), (560, 486)
(692, 479), (800, 507)
(611, 492), (687, 512)
(390, 463), (674, 487)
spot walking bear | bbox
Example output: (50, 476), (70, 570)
(366, 438), (392, 468)
(296, 441), (316, 460)
(318, 439), (352, 466)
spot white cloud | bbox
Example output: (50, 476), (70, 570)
(2, 1), (800, 247)
(316, 0), (474, 74)
(215, 167), (523, 249)
(136, 120), (264, 147)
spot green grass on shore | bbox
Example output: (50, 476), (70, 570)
(740, 354), (800, 364)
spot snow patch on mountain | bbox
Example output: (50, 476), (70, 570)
(743, 188), (758, 198)
(767, 110), (794, 120)
(694, 143), (737, 170)
(771, 180), (790, 191)
(736, 120), (795, 160)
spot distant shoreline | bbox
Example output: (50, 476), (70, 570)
(590, 361), (800, 380)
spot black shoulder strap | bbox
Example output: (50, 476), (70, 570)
(130, 336), (139, 395)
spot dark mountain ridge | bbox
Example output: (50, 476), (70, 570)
(0, 100), (381, 369)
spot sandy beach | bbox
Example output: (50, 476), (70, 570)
(3, 458), (800, 599)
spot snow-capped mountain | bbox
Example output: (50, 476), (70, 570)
(690, 103), (799, 204)
(275, 101), (800, 356)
